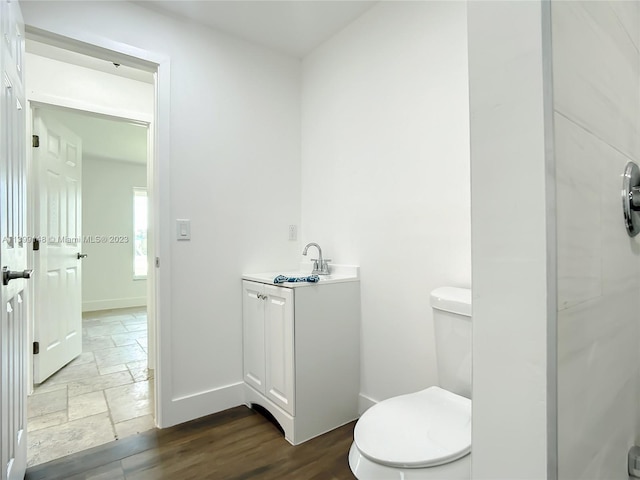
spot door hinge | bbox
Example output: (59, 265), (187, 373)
(32, 135), (39, 148)
(33, 341), (39, 355)
(33, 238), (39, 251)
(155, 257), (160, 268)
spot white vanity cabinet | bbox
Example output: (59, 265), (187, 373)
(242, 282), (295, 416)
(241, 269), (360, 445)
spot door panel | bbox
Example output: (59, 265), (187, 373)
(242, 281), (265, 393)
(0, 0), (28, 477)
(32, 109), (82, 383)
(264, 285), (294, 416)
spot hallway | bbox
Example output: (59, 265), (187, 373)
(26, 307), (154, 467)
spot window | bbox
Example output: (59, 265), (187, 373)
(133, 188), (148, 278)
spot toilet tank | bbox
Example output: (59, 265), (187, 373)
(430, 287), (472, 399)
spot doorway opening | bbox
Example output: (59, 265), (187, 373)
(24, 39), (158, 467)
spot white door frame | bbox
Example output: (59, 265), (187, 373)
(24, 27), (173, 428)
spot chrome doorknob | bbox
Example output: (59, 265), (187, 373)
(2, 267), (33, 286)
(77, 253), (88, 259)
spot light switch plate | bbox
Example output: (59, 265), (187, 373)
(176, 219), (191, 241)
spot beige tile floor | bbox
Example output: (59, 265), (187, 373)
(27, 307), (155, 467)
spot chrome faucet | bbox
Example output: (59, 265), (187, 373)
(302, 242), (331, 275)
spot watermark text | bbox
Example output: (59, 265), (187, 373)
(3, 235), (130, 244)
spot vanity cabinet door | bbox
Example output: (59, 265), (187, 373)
(264, 285), (295, 416)
(242, 281), (266, 394)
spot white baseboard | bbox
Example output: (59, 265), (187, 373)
(158, 382), (244, 429)
(359, 393), (378, 415)
(83, 296), (147, 312)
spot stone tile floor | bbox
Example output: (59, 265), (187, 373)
(27, 307), (155, 467)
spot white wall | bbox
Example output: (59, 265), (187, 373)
(468, 2), (554, 478)
(82, 155), (147, 311)
(552, 2), (640, 478)
(301, 1), (470, 405)
(26, 53), (153, 121)
(22, 1), (302, 427)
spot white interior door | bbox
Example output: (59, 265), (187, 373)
(32, 109), (83, 384)
(1, 0), (29, 478)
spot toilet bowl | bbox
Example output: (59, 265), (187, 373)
(349, 287), (472, 479)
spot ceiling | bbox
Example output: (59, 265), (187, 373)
(27, 2), (377, 79)
(136, 1), (376, 57)
(26, 1), (379, 164)
(44, 109), (148, 165)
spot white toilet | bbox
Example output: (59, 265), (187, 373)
(349, 287), (472, 479)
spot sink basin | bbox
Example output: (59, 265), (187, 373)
(280, 272), (334, 281)
(242, 265), (359, 288)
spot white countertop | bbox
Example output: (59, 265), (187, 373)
(242, 264), (359, 288)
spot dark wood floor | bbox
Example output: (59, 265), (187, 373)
(25, 406), (357, 480)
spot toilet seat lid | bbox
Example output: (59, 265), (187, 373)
(354, 386), (471, 468)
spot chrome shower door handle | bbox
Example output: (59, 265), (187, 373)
(623, 162), (640, 237)
(630, 186), (640, 211)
